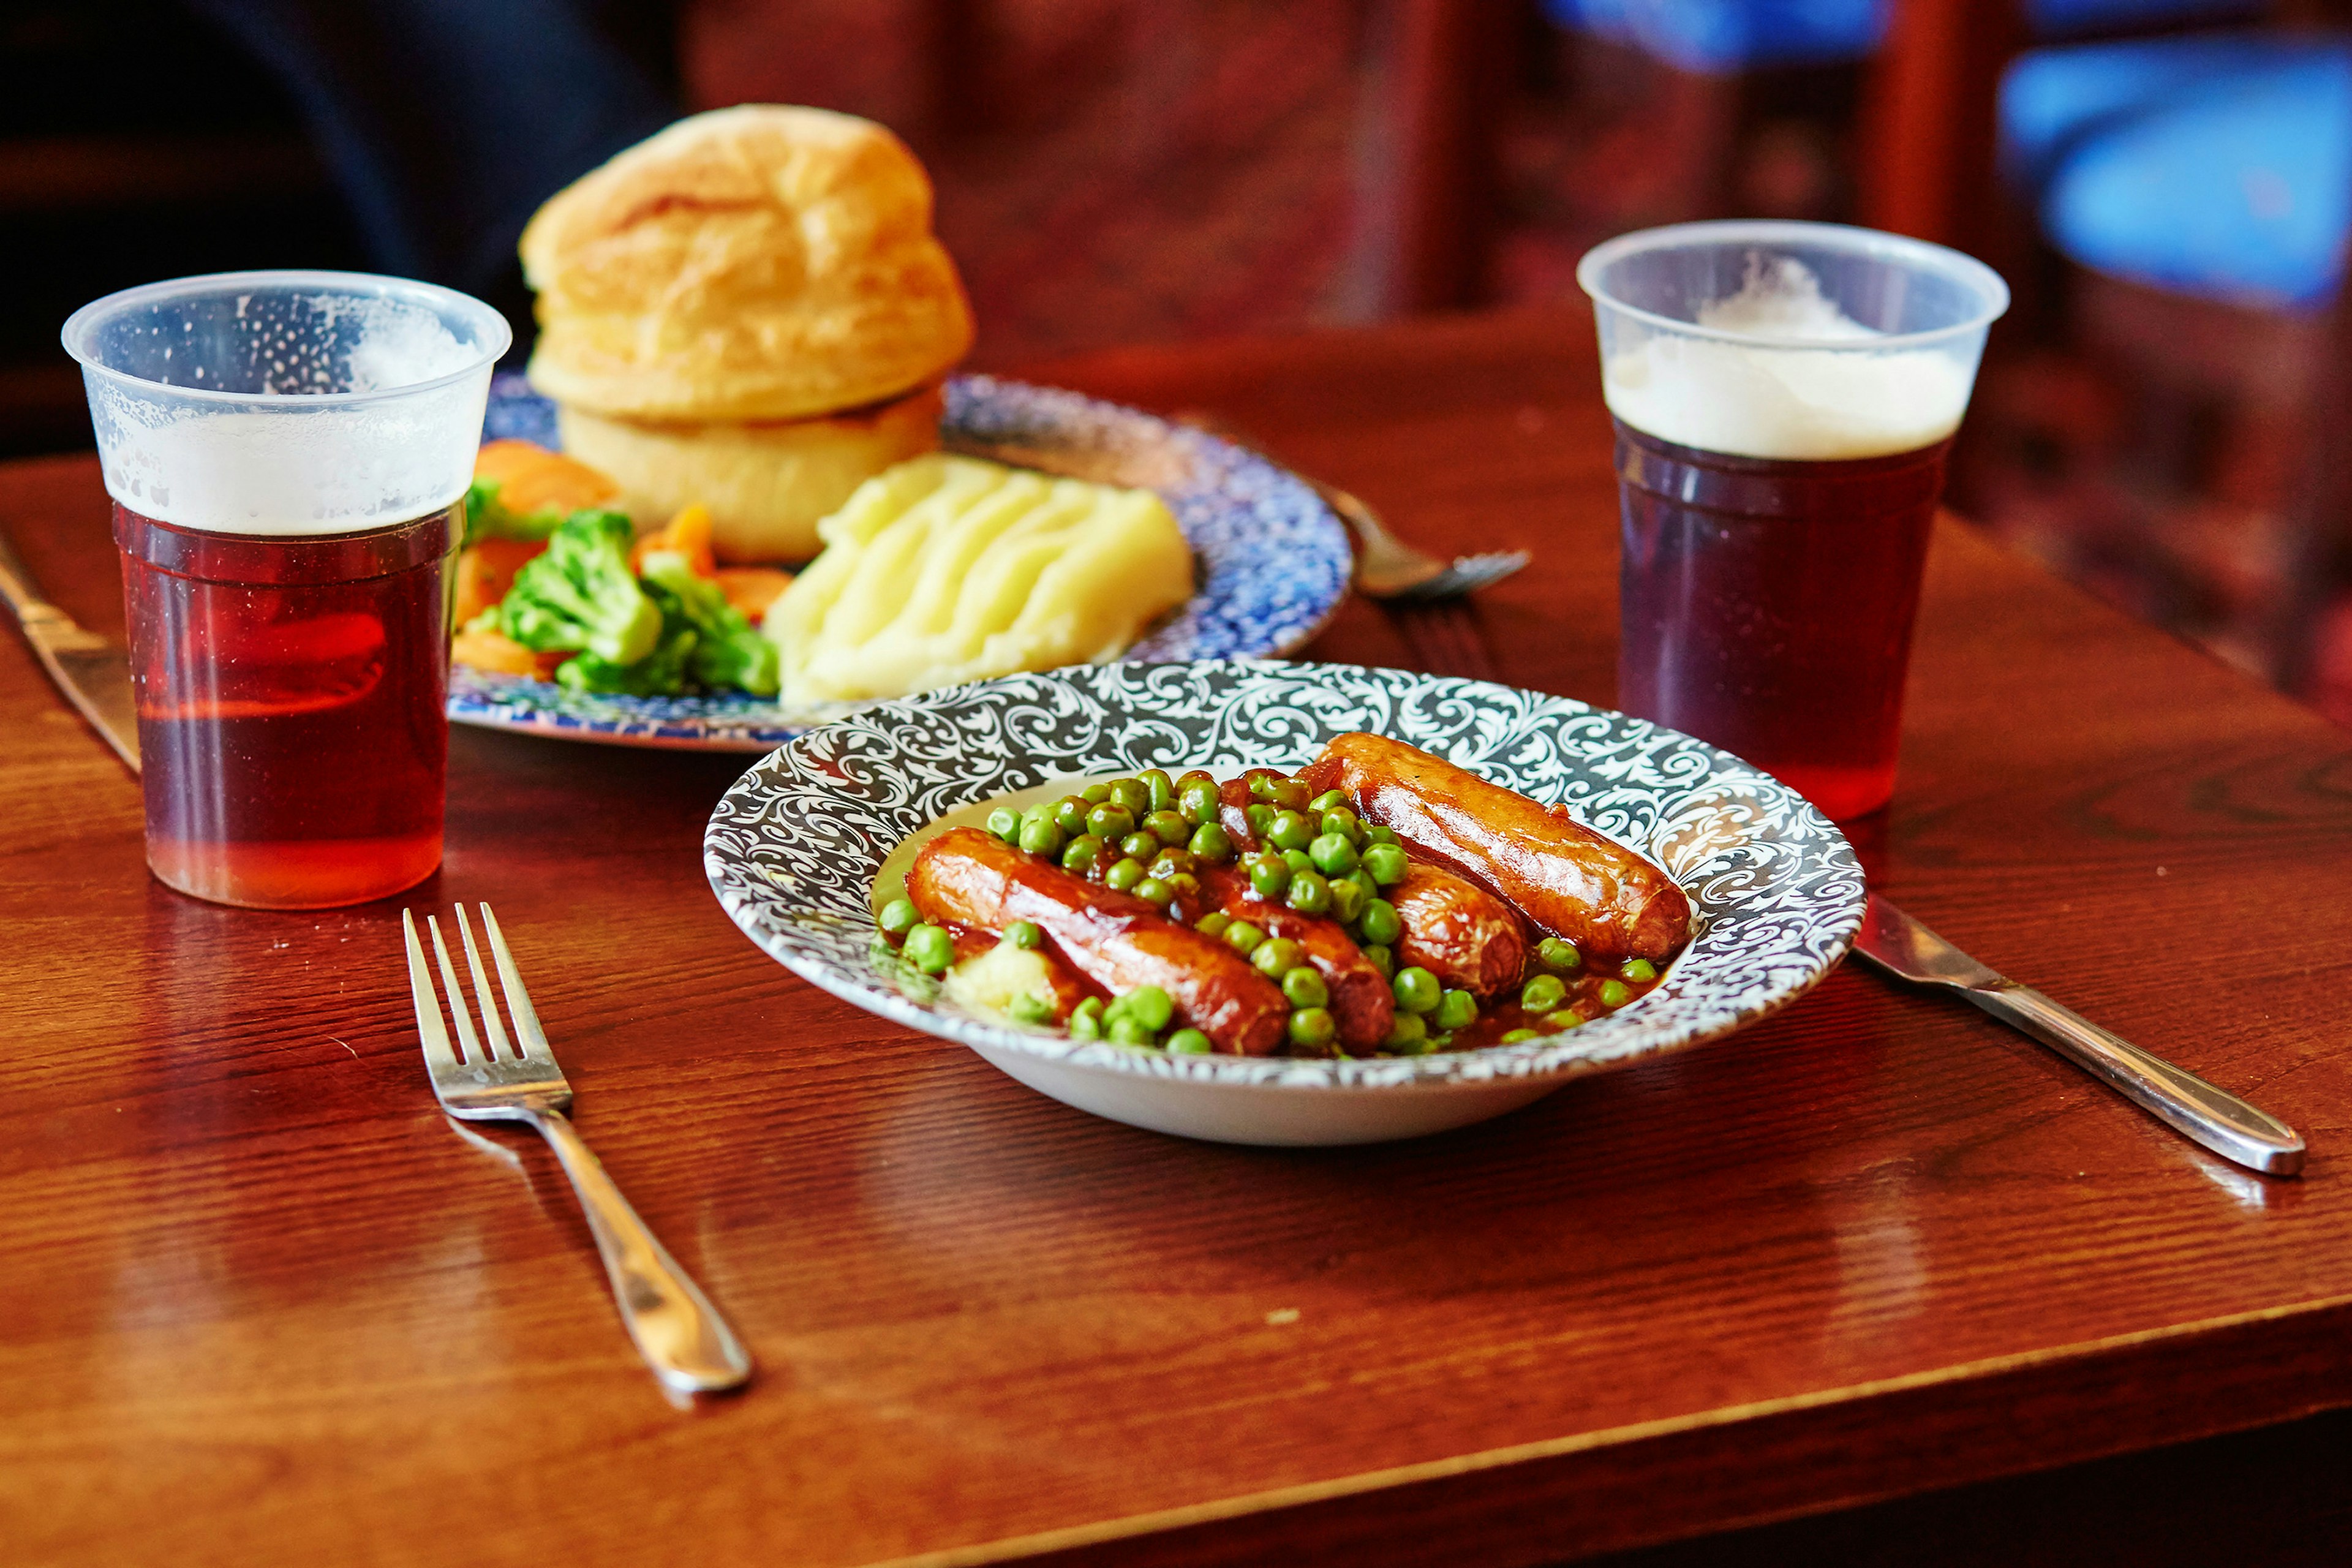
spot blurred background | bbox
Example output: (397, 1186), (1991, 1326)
(6, 0), (2348, 723)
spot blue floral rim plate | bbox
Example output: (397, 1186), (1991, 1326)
(704, 662), (1865, 1107)
(451, 374), (1353, 752)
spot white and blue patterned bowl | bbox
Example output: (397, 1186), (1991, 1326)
(704, 661), (1863, 1145)
(453, 375), (1353, 750)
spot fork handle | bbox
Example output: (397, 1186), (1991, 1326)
(525, 1108), (753, 1393)
(1966, 983), (2305, 1176)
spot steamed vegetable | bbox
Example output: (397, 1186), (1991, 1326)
(498, 510), (663, 666)
(640, 551), (781, 697)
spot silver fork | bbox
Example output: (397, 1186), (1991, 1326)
(401, 904), (752, 1394)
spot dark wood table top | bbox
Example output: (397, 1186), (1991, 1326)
(6, 305), (2351, 1568)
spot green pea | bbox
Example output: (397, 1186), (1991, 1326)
(1622, 958), (1659, 983)
(1282, 848), (1314, 873)
(1286, 869), (1332, 916)
(1522, 974), (1567, 1013)
(1139, 769), (1176, 812)
(1249, 772), (1280, 801)
(1194, 911), (1232, 940)
(1537, 937), (1581, 970)
(1122, 985), (1175, 1032)
(1357, 898), (1402, 946)
(1052, 794), (1090, 835)
(1547, 1009), (1586, 1031)
(1267, 810), (1314, 851)
(1281, 966), (1329, 1009)
(1360, 842), (1409, 888)
(1148, 847), (1196, 880)
(1188, 822), (1234, 862)
(1309, 833), (1359, 877)
(1364, 825), (1399, 846)
(1167, 1028), (1213, 1055)
(1088, 803), (1136, 842)
(1005, 921), (1044, 951)
(1267, 778), (1310, 810)
(1134, 876), (1174, 908)
(1166, 872), (1200, 902)
(1598, 979), (1631, 1009)
(1392, 965), (1441, 1015)
(1177, 767), (1218, 795)
(1384, 1012), (1428, 1050)
(1248, 854), (1291, 900)
(878, 897), (919, 938)
(1344, 867), (1379, 901)
(1178, 777), (1221, 826)
(1145, 809), (1190, 848)
(1320, 807), (1361, 843)
(1069, 998), (1105, 1038)
(903, 924), (954, 975)
(1224, 920), (1265, 956)
(1244, 802), (1277, 840)
(1009, 990), (1054, 1025)
(1107, 1015), (1159, 1047)
(1361, 943), (1395, 979)
(1435, 989), (1477, 1031)
(1309, 788), (1351, 813)
(987, 805), (1023, 842)
(1061, 834), (1106, 875)
(1019, 817), (1066, 858)
(1111, 831), (1151, 862)
(1082, 782), (1112, 804)
(1392, 1030), (1438, 1057)
(1499, 1027), (1540, 1043)
(1252, 937), (1303, 978)
(1327, 877), (1367, 925)
(1108, 778), (1153, 818)
(1105, 857), (1145, 892)
(1287, 1007), (1338, 1051)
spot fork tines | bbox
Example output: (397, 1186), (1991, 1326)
(402, 903), (552, 1069)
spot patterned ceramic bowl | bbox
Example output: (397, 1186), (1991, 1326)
(453, 375), (1352, 750)
(704, 661), (1864, 1145)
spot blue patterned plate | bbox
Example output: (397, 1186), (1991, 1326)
(453, 374), (1352, 750)
(704, 661), (1863, 1146)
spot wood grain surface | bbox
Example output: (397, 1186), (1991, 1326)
(4, 305), (2351, 1568)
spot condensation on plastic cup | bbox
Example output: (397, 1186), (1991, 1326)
(61, 269), (511, 536)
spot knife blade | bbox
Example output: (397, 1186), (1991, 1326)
(0, 528), (139, 774)
(1853, 894), (2302, 1176)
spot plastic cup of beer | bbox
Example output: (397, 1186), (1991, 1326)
(62, 270), (510, 908)
(1577, 221), (2008, 821)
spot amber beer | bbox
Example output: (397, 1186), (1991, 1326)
(116, 503), (456, 907)
(64, 270), (508, 908)
(1614, 426), (1951, 823)
(1579, 222), (2008, 821)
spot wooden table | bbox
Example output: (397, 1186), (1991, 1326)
(6, 306), (2352, 1568)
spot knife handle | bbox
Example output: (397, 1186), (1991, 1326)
(1967, 982), (2305, 1176)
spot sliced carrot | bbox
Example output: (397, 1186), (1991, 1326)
(452, 536), (551, 625)
(631, 503), (717, 578)
(712, 566), (794, 624)
(451, 621), (562, 679)
(474, 440), (619, 516)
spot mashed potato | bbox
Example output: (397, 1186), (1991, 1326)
(766, 453), (1192, 703)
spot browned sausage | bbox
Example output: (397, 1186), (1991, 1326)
(1388, 861), (1526, 998)
(907, 827), (1289, 1055)
(1197, 868), (1395, 1050)
(1297, 732), (1691, 961)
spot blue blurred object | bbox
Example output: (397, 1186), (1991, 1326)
(1540, 0), (2254, 74)
(2002, 36), (2352, 308)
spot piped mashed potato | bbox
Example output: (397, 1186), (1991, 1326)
(1602, 257), (1975, 461)
(766, 453), (1192, 703)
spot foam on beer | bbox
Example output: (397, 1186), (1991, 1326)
(85, 292), (491, 536)
(1602, 258), (1975, 461)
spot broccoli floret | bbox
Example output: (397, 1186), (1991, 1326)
(460, 477), (569, 550)
(639, 550), (782, 697)
(499, 510), (661, 666)
(555, 623), (698, 696)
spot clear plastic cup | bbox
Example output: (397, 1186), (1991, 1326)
(63, 271), (509, 908)
(1578, 221), (2008, 821)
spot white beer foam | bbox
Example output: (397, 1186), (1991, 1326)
(86, 292), (490, 536)
(1603, 258), (1974, 461)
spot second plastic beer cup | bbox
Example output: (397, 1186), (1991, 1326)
(64, 271), (509, 908)
(1578, 221), (2008, 821)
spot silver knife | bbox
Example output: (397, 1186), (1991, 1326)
(1854, 895), (2303, 1175)
(0, 528), (140, 773)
